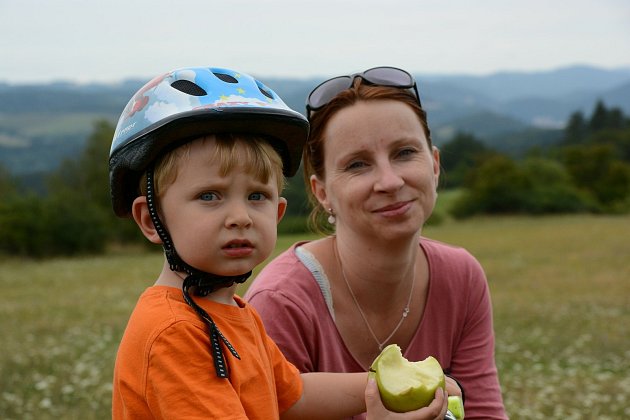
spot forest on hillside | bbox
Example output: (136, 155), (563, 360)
(0, 99), (628, 258)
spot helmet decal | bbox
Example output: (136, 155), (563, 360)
(123, 72), (169, 120)
(111, 67), (294, 154)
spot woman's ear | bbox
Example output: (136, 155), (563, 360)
(310, 174), (330, 210)
(432, 146), (441, 186)
(131, 196), (163, 244)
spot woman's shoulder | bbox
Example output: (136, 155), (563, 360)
(421, 236), (479, 262)
(420, 237), (487, 288)
(245, 241), (320, 299)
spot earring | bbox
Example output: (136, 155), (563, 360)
(327, 208), (336, 225)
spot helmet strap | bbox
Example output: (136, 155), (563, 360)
(145, 167), (251, 378)
(182, 274), (241, 378)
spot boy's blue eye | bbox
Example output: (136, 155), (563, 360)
(200, 192), (218, 201)
(249, 192), (267, 201)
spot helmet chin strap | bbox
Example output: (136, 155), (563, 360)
(145, 167), (251, 378)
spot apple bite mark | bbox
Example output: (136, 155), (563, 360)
(369, 344), (446, 413)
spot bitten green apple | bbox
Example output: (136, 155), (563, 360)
(448, 395), (465, 420)
(369, 344), (446, 413)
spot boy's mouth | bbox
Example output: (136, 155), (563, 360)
(224, 239), (253, 249)
(222, 240), (254, 257)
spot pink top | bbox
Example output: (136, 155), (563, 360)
(245, 237), (507, 419)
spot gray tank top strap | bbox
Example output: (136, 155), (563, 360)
(295, 245), (335, 320)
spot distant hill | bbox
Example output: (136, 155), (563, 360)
(1, 65), (629, 176)
(421, 65), (630, 101)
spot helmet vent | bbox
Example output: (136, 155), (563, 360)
(171, 80), (207, 96)
(213, 72), (239, 83)
(258, 85), (274, 99)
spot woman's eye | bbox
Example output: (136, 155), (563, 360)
(397, 148), (417, 158)
(249, 192), (267, 201)
(346, 160), (367, 171)
(199, 192), (218, 201)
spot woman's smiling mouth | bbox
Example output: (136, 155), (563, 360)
(373, 200), (414, 217)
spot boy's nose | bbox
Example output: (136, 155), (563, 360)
(225, 203), (253, 228)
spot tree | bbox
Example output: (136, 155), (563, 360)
(563, 111), (587, 145)
(589, 101), (609, 132)
(450, 156), (592, 218)
(450, 155), (529, 217)
(282, 167), (310, 217)
(48, 120), (114, 209)
(439, 132), (490, 189)
(587, 101), (630, 133)
(606, 108), (625, 130)
(590, 129), (630, 162)
(0, 192), (109, 257)
(519, 158), (592, 213)
(47, 120), (144, 245)
(0, 119), (143, 257)
(0, 163), (17, 197)
(561, 144), (630, 209)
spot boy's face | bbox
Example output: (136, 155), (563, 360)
(158, 137), (286, 277)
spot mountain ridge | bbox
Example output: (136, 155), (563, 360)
(1, 65), (629, 175)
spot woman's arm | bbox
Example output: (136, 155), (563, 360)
(449, 257), (507, 419)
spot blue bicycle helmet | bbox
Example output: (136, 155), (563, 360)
(109, 66), (309, 217)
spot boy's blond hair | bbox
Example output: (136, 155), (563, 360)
(140, 133), (286, 198)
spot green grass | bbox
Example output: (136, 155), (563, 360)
(424, 215), (630, 418)
(1, 215), (629, 419)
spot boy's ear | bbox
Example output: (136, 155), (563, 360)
(276, 197), (287, 224)
(131, 196), (163, 244)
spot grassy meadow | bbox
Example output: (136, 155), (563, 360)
(1, 214), (629, 419)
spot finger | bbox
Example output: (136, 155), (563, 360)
(444, 377), (462, 398)
(435, 388), (448, 419)
(365, 378), (386, 419)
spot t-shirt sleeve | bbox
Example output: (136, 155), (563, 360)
(262, 323), (304, 414)
(144, 321), (249, 420)
(448, 253), (506, 419)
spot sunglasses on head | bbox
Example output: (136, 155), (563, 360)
(305, 66), (422, 117)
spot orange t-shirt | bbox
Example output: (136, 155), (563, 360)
(112, 286), (303, 419)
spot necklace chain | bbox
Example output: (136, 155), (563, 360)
(334, 238), (415, 352)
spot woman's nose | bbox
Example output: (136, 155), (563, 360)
(374, 162), (404, 192)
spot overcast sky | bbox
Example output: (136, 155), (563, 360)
(1, 0), (629, 84)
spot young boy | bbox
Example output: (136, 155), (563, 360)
(108, 66), (448, 419)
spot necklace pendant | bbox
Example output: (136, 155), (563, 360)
(402, 307), (410, 318)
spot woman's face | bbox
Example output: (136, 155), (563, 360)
(311, 99), (440, 241)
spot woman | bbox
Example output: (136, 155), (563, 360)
(245, 67), (507, 419)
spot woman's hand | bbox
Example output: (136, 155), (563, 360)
(444, 375), (463, 399)
(365, 378), (448, 420)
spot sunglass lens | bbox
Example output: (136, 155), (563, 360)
(364, 67), (413, 86)
(308, 76), (352, 109)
